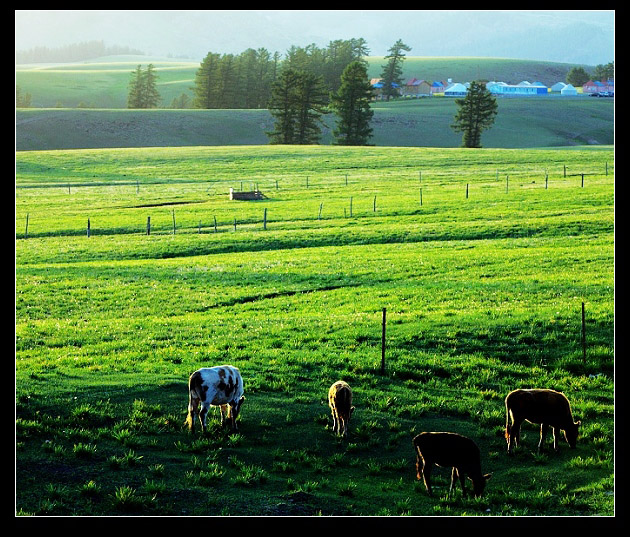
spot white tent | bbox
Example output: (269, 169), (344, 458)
(444, 83), (468, 96)
(561, 84), (577, 96)
(551, 82), (567, 92)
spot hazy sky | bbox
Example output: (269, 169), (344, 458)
(15, 10), (615, 65)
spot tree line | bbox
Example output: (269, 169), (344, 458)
(16, 40), (144, 64)
(566, 62), (615, 86)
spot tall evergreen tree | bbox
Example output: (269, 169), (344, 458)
(192, 52), (221, 108)
(294, 71), (329, 144)
(330, 61), (374, 146)
(379, 39), (411, 101)
(127, 65), (144, 108)
(267, 68), (302, 144)
(450, 81), (498, 148)
(142, 64), (160, 108)
(127, 64), (160, 108)
(267, 69), (328, 145)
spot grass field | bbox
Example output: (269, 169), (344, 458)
(15, 96), (614, 151)
(15, 144), (614, 517)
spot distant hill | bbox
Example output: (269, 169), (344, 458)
(15, 55), (592, 109)
(16, 96), (614, 151)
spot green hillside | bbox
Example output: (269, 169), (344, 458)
(16, 55), (589, 109)
(366, 56), (589, 86)
(16, 96), (614, 151)
(16, 55), (613, 151)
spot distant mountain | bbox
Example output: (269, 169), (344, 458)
(15, 10), (614, 66)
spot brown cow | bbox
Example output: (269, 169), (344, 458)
(505, 388), (581, 454)
(412, 432), (491, 498)
(328, 381), (354, 438)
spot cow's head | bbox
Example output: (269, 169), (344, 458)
(565, 420), (581, 448)
(471, 473), (492, 497)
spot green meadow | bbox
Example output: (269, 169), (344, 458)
(16, 144), (614, 516)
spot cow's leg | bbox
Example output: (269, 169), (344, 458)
(199, 402), (209, 434)
(228, 403), (238, 431)
(415, 453), (424, 481)
(449, 467), (457, 496)
(552, 426), (560, 451)
(457, 467), (467, 497)
(219, 404), (228, 426)
(538, 423), (549, 453)
(508, 417), (523, 454)
(422, 462), (434, 497)
(187, 395), (199, 433)
(331, 408), (338, 434)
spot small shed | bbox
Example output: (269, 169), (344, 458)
(561, 84), (577, 96)
(229, 188), (265, 200)
(444, 83), (468, 97)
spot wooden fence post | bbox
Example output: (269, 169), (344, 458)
(214, 216), (217, 233)
(318, 203), (323, 220)
(466, 183), (469, 199)
(381, 307), (387, 375)
(172, 210), (176, 234)
(420, 187), (423, 206)
(263, 208), (267, 230)
(373, 195), (376, 212)
(24, 213), (29, 239)
(350, 197), (353, 217)
(147, 216), (151, 235)
(87, 218), (91, 237)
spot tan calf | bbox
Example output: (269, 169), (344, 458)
(328, 381), (354, 438)
(505, 388), (581, 454)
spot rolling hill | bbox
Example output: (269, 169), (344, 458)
(15, 55), (613, 151)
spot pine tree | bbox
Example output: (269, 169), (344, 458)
(127, 64), (160, 109)
(142, 64), (160, 108)
(379, 39), (411, 101)
(127, 65), (144, 108)
(267, 69), (302, 144)
(267, 69), (328, 145)
(450, 81), (498, 148)
(192, 52), (221, 108)
(294, 71), (329, 144)
(330, 61), (374, 146)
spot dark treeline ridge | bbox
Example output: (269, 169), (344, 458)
(192, 38), (370, 110)
(16, 40), (145, 64)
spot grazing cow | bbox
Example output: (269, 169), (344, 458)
(328, 381), (354, 438)
(505, 388), (581, 454)
(412, 432), (491, 498)
(185, 365), (245, 434)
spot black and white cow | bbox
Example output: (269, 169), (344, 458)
(185, 365), (245, 433)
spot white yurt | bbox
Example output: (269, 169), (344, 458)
(444, 83), (468, 96)
(551, 82), (567, 92)
(561, 84), (577, 96)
